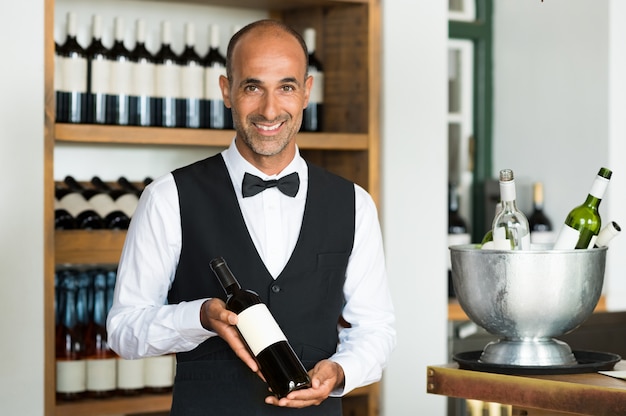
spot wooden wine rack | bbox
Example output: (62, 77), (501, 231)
(44, 0), (382, 415)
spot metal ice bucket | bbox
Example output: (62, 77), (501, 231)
(450, 244), (607, 366)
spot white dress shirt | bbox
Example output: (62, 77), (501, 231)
(107, 139), (396, 395)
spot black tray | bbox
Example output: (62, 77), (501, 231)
(453, 350), (621, 375)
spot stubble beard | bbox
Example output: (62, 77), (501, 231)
(234, 110), (301, 157)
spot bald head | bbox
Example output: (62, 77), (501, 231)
(226, 19), (309, 81)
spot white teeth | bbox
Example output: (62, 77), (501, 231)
(256, 123), (281, 131)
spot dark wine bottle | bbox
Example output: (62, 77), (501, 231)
(447, 183), (470, 298)
(84, 269), (117, 398)
(129, 19), (156, 127)
(86, 14), (110, 124)
(201, 24), (229, 129)
(64, 175), (130, 229)
(209, 257), (311, 398)
(106, 17), (132, 125)
(179, 22), (203, 128)
(56, 12), (88, 124)
(528, 182), (555, 245)
(56, 271), (87, 401)
(301, 28), (324, 132)
(91, 176), (139, 219)
(56, 183), (105, 230)
(54, 188), (78, 229)
(117, 176), (142, 197)
(154, 21), (181, 128)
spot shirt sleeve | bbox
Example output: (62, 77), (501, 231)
(329, 184), (397, 395)
(106, 174), (215, 359)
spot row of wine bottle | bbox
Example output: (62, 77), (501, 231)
(55, 12), (324, 131)
(480, 167), (620, 250)
(55, 266), (175, 401)
(55, 175), (152, 230)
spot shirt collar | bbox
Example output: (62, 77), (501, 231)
(222, 137), (308, 198)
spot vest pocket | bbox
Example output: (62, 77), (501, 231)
(316, 252), (349, 270)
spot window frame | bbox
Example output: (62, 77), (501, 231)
(448, 0), (493, 242)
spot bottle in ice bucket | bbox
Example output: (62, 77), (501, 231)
(481, 169), (530, 250)
(552, 167), (612, 250)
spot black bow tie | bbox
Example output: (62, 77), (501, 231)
(242, 172), (300, 198)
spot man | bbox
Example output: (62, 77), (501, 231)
(107, 19), (395, 415)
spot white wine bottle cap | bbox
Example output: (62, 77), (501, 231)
(185, 22), (195, 46)
(304, 28), (316, 53)
(209, 24), (220, 48)
(135, 19), (146, 43)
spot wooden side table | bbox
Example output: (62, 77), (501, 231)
(427, 361), (626, 415)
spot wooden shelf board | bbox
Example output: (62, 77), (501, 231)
(55, 393), (172, 416)
(146, 0), (367, 11)
(54, 382), (377, 416)
(55, 230), (126, 265)
(55, 124), (368, 150)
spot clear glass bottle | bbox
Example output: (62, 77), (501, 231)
(491, 169), (530, 250)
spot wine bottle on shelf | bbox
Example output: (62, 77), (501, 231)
(56, 271), (87, 401)
(56, 183), (105, 230)
(54, 191), (77, 229)
(594, 221), (621, 248)
(106, 17), (132, 125)
(143, 354), (175, 394)
(528, 182), (555, 245)
(209, 256), (311, 398)
(85, 14), (110, 124)
(301, 27), (324, 132)
(129, 19), (156, 127)
(116, 176), (142, 197)
(91, 176), (139, 219)
(202, 24), (229, 129)
(56, 11), (88, 124)
(64, 175), (130, 229)
(84, 269), (117, 398)
(447, 183), (471, 298)
(553, 167), (612, 250)
(179, 22), (203, 128)
(491, 169), (530, 250)
(155, 20), (182, 128)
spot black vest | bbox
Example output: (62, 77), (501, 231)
(168, 154), (355, 415)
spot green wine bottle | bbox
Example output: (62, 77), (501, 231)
(553, 167), (612, 249)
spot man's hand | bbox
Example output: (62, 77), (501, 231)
(264, 360), (345, 408)
(200, 298), (260, 374)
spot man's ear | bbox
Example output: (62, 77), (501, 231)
(219, 75), (232, 109)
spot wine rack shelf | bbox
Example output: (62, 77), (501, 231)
(56, 394), (172, 416)
(55, 123), (369, 150)
(54, 383), (378, 416)
(46, 0), (381, 415)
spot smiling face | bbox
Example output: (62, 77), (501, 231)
(220, 23), (312, 173)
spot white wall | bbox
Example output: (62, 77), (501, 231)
(607, 0), (626, 309)
(492, 0), (626, 310)
(0, 0), (45, 414)
(4, 0), (625, 414)
(381, 1), (448, 415)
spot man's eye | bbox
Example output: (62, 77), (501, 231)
(244, 85), (259, 92)
(282, 85), (295, 92)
